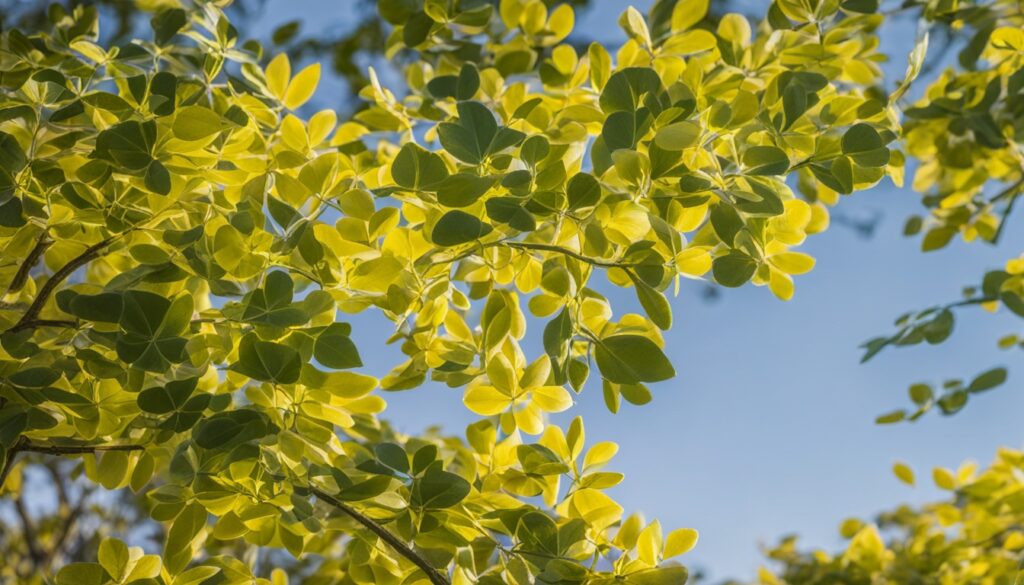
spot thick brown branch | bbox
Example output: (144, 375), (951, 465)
(6, 238), (112, 334)
(7, 233), (52, 295)
(0, 439), (143, 489)
(19, 443), (144, 455)
(311, 487), (450, 585)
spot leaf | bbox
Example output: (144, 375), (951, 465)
(392, 143), (449, 190)
(463, 385), (510, 416)
(412, 468), (471, 509)
(94, 120), (155, 171)
(968, 367), (1007, 393)
(712, 252), (757, 287)
(231, 334), (303, 384)
(600, 67), (663, 114)
(671, 0), (709, 32)
(841, 123), (889, 167)
(172, 105), (222, 140)
(151, 8), (186, 45)
(631, 275), (672, 330)
(438, 101), (499, 164)
(284, 63), (320, 109)
(664, 528), (699, 557)
(743, 145), (789, 176)
(567, 172), (602, 209)
(654, 121), (700, 150)
(432, 210), (493, 246)
(144, 160), (171, 195)
(486, 197), (537, 232)
(892, 462), (915, 486)
(193, 410), (271, 449)
(56, 563), (110, 585)
(437, 173), (493, 207)
(314, 323), (363, 369)
(594, 335), (675, 384)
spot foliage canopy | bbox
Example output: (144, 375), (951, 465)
(0, 0), (1022, 584)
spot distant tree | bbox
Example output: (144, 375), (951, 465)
(0, 1), (1021, 584)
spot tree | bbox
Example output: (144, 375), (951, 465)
(0, 0), (1019, 584)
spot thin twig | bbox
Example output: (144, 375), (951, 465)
(6, 238), (113, 334)
(7, 233), (52, 295)
(310, 487), (450, 585)
(14, 495), (43, 569)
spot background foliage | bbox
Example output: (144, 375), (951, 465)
(0, 0), (1022, 584)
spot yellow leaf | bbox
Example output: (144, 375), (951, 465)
(933, 467), (956, 490)
(768, 268), (794, 301)
(664, 527), (699, 558)
(463, 385), (511, 416)
(770, 252), (815, 275)
(514, 402), (545, 434)
(637, 521), (663, 565)
(531, 385), (573, 413)
(583, 441), (618, 469)
(671, 0), (709, 32)
(892, 462), (914, 486)
(265, 53), (291, 99)
(284, 63), (321, 110)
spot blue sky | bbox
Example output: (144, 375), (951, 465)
(250, 2), (1024, 580)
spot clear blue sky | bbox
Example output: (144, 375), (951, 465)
(252, 2), (1024, 580)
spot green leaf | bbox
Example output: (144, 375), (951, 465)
(712, 251), (757, 287)
(841, 123), (889, 167)
(231, 333), (303, 384)
(437, 173), (494, 207)
(567, 172), (602, 209)
(412, 468), (471, 509)
(743, 146), (789, 176)
(438, 101), (498, 164)
(56, 563), (110, 585)
(314, 323), (363, 369)
(594, 334), (675, 384)
(172, 105), (223, 140)
(654, 121), (700, 151)
(600, 67), (664, 113)
(392, 143), (449, 190)
(627, 566), (689, 585)
(144, 160), (171, 195)
(432, 210), (493, 246)
(94, 120), (155, 171)
(151, 8), (187, 45)
(968, 367), (1007, 393)
(710, 204), (744, 245)
(486, 197), (537, 232)
(193, 409), (271, 449)
(456, 63), (480, 100)
(631, 276), (672, 330)
(138, 378), (199, 414)
(8, 367), (60, 388)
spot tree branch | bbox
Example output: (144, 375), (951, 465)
(14, 495), (44, 570)
(991, 178), (1024, 245)
(437, 239), (639, 270)
(0, 439), (143, 489)
(310, 486), (450, 585)
(7, 232), (52, 295)
(6, 238), (113, 334)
